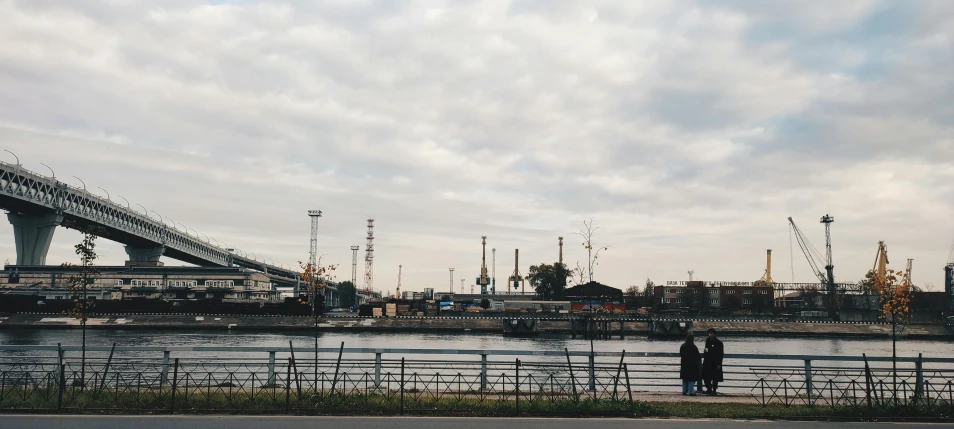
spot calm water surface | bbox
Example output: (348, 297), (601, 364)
(2, 329), (953, 359)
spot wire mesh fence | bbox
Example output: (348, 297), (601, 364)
(1, 345), (952, 416)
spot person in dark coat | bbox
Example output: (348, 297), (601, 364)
(702, 327), (724, 395)
(679, 334), (700, 396)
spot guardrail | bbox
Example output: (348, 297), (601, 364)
(1, 345), (952, 415)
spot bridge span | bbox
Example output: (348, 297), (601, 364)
(0, 160), (301, 287)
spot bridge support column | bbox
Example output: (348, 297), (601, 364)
(7, 212), (63, 265)
(124, 245), (165, 267)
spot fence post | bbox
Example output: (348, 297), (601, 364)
(400, 357), (405, 416)
(374, 353), (382, 388)
(623, 362), (633, 404)
(170, 358), (179, 413)
(57, 343), (65, 411)
(565, 348), (579, 402)
(98, 343), (116, 394)
(915, 353), (924, 404)
(267, 351), (276, 386)
(515, 358), (520, 416)
(804, 359), (813, 404)
(285, 358), (291, 414)
(588, 352), (596, 392)
(160, 351), (171, 388)
(481, 354), (488, 390)
(863, 353), (873, 422)
(331, 342), (344, 395)
(613, 350), (625, 400)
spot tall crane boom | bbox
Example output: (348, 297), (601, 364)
(788, 217), (827, 284)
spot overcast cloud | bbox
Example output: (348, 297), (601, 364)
(1, 0), (952, 292)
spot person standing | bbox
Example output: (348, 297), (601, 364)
(702, 327), (724, 395)
(679, 334), (700, 396)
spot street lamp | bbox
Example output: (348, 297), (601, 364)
(39, 163), (55, 179)
(3, 150), (20, 166)
(73, 176), (87, 192)
(96, 187), (111, 202)
(117, 195), (132, 210)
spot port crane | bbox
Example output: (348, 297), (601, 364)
(788, 215), (837, 318)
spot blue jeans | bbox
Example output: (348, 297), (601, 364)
(682, 379), (695, 395)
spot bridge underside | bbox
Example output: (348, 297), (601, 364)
(3, 207), (298, 287)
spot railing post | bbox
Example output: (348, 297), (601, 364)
(170, 358), (179, 413)
(481, 354), (488, 390)
(804, 359), (813, 404)
(515, 358), (520, 416)
(400, 357), (405, 416)
(267, 351), (276, 386)
(285, 358), (291, 414)
(374, 352), (382, 388)
(57, 343), (65, 411)
(915, 353), (924, 404)
(863, 353), (873, 422)
(160, 351), (171, 388)
(588, 353), (596, 392)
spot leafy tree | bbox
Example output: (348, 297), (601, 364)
(480, 298), (490, 309)
(862, 268), (913, 398)
(298, 259), (336, 386)
(528, 262), (573, 301)
(642, 278), (655, 307)
(337, 281), (357, 309)
(62, 221), (106, 388)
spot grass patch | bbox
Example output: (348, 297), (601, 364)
(0, 388), (951, 420)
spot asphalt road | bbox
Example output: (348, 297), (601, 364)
(0, 416), (951, 429)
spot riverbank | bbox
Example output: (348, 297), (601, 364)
(1, 314), (950, 339)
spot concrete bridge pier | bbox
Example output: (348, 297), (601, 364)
(7, 212), (62, 265)
(124, 245), (166, 266)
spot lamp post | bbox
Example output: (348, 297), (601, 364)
(3, 150), (20, 166)
(73, 176), (87, 192)
(117, 195), (131, 210)
(96, 187), (111, 202)
(39, 163), (55, 179)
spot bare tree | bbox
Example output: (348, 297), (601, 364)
(572, 218), (610, 283)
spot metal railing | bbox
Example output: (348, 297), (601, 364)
(1, 345), (952, 415)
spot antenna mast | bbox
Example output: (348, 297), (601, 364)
(559, 236), (564, 265)
(364, 218), (375, 295)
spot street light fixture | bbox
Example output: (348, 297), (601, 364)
(96, 187), (111, 202)
(73, 176), (87, 192)
(117, 195), (132, 210)
(39, 163), (55, 179)
(3, 150), (20, 166)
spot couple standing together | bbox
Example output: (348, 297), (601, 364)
(679, 328), (723, 396)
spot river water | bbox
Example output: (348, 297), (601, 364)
(2, 329), (953, 359)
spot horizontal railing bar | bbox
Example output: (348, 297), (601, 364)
(2, 345), (951, 363)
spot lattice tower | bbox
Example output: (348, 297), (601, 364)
(350, 246), (360, 285)
(364, 218), (374, 294)
(308, 210), (322, 270)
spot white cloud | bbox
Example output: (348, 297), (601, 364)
(0, 0), (952, 291)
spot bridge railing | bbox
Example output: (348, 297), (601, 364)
(1, 345), (953, 414)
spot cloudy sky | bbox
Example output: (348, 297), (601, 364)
(1, 0), (952, 293)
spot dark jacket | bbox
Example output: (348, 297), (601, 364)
(702, 336), (724, 382)
(679, 342), (701, 381)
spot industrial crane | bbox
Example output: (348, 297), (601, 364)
(788, 215), (837, 318)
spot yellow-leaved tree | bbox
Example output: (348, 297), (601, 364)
(863, 268), (913, 399)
